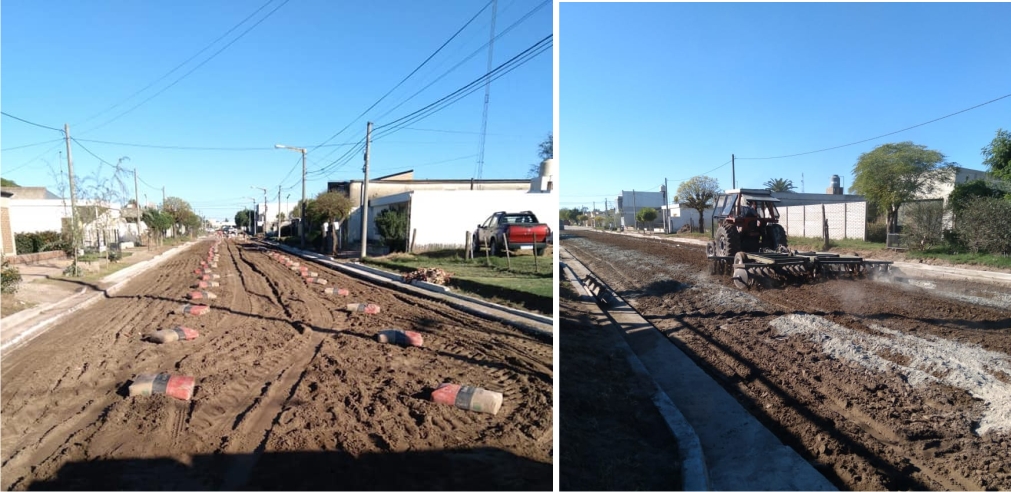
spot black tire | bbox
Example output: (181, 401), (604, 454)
(491, 239), (502, 257)
(534, 245), (546, 256)
(768, 224), (788, 252)
(715, 224), (741, 257)
(472, 235), (481, 257)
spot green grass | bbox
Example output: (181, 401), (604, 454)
(362, 248), (553, 314)
(908, 248), (1011, 269)
(785, 236), (887, 253)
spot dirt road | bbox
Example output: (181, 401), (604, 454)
(1, 239), (552, 490)
(562, 230), (1011, 491)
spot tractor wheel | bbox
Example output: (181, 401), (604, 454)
(715, 224), (741, 257)
(767, 224), (789, 253)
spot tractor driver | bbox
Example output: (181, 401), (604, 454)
(740, 200), (759, 218)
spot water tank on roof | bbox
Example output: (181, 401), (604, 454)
(831, 175), (840, 187)
(529, 158), (555, 193)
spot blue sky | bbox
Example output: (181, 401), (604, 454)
(1, 0), (551, 221)
(559, 2), (1011, 212)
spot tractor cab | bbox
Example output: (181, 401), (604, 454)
(708, 189), (788, 257)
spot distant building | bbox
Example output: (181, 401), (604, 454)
(1, 190), (14, 255)
(617, 190), (665, 229)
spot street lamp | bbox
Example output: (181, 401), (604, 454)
(275, 144), (307, 249)
(251, 186), (267, 236)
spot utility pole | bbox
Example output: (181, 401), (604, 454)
(632, 190), (637, 231)
(277, 186), (281, 236)
(475, 0), (499, 180)
(732, 154), (736, 190)
(162, 186), (166, 210)
(299, 148), (306, 248)
(64, 124), (79, 271)
(360, 122), (372, 258)
(605, 197), (609, 227)
(133, 168), (140, 241)
(663, 178), (669, 234)
(592, 201), (596, 228)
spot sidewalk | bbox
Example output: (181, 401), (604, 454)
(1, 240), (203, 355)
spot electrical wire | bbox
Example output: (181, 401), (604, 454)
(1, 111), (65, 133)
(80, 0), (292, 135)
(372, 35), (551, 138)
(737, 92), (1011, 160)
(1, 142), (65, 174)
(1, 138), (64, 152)
(371, 0), (550, 124)
(307, 0), (494, 154)
(73, 0), (279, 128)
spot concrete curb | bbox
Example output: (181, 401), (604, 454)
(561, 245), (836, 491)
(267, 243), (553, 338)
(561, 260), (710, 491)
(1, 240), (201, 355)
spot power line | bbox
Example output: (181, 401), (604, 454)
(80, 0), (292, 135)
(374, 34), (551, 135)
(371, 0), (550, 125)
(1, 138), (64, 152)
(738, 92), (1011, 160)
(73, 0), (278, 128)
(1, 111), (65, 133)
(307, 0), (494, 156)
(1, 142), (65, 175)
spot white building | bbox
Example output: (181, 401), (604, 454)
(617, 190), (666, 229)
(341, 160), (556, 249)
(0, 186), (148, 249)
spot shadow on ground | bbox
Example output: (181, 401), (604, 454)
(24, 447), (551, 491)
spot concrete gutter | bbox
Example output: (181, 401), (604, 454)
(1, 240), (204, 355)
(561, 258), (710, 491)
(268, 243), (552, 338)
(561, 246), (836, 491)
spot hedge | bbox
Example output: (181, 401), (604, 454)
(13, 231), (71, 255)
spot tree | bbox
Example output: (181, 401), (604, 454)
(981, 128), (1011, 184)
(374, 208), (408, 253)
(850, 142), (954, 234)
(764, 178), (796, 193)
(636, 207), (658, 230)
(1, 178), (20, 187)
(142, 208), (173, 246)
(948, 179), (1004, 216)
(234, 209), (252, 229)
(676, 175), (721, 234)
(310, 191), (353, 255)
(162, 196), (195, 238)
(527, 132), (553, 178)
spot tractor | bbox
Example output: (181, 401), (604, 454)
(705, 189), (891, 289)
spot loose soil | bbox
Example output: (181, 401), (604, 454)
(558, 281), (682, 490)
(0, 239), (552, 490)
(562, 230), (1011, 491)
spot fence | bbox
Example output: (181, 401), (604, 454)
(780, 201), (866, 240)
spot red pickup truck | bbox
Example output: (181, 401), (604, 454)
(473, 211), (551, 257)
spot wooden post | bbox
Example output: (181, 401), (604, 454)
(464, 232), (471, 260)
(532, 230), (539, 273)
(822, 203), (829, 251)
(410, 228), (417, 254)
(484, 237), (490, 266)
(503, 235), (512, 270)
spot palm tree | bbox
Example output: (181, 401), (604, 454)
(764, 178), (796, 193)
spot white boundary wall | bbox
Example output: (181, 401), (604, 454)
(407, 190), (557, 250)
(780, 201), (866, 240)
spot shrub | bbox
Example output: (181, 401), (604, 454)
(903, 201), (945, 250)
(14, 233), (33, 254)
(866, 222), (887, 243)
(374, 208), (408, 253)
(955, 196), (1011, 255)
(1, 255), (22, 294)
(12, 231), (69, 255)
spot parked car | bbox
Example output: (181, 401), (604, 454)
(473, 211), (551, 257)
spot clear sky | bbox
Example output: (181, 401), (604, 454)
(559, 2), (1011, 212)
(1, 0), (551, 221)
